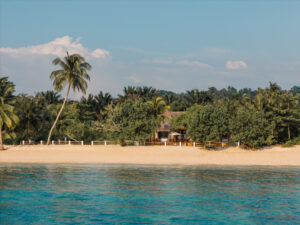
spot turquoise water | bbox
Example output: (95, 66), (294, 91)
(0, 165), (300, 224)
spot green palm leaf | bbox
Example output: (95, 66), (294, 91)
(47, 52), (91, 144)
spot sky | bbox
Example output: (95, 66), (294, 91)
(1, 0), (300, 98)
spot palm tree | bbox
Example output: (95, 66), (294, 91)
(185, 89), (212, 107)
(119, 86), (137, 101)
(137, 86), (157, 101)
(14, 95), (47, 141)
(94, 91), (113, 120)
(80, 92), (112, 120)
(0, 77), (14, 103)
(94, 91), (112, 107)
(277, 92), (300, 140)
(38, 91), (62, 104)
(118, 86), (157, 102)
(149, 97), (170, 120)
(47, 52), (91, 145)
(0, 77), (19, 150)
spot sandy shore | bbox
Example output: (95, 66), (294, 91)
(1, 145), (300, 166)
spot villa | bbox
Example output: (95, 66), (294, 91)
(153, 111), (188, 142)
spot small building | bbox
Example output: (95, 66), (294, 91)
(153, 111), (188, 142)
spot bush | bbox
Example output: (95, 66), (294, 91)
(282, 137), (300, 147)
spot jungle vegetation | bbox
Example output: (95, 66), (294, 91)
(0, 54), (299, 149)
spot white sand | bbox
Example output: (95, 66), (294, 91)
(1, 145), (300, 166)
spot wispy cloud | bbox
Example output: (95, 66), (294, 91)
(126, 76), (140, 84)
(226, 60), (247, 70)
(176, 60), (211, 68)
(143, 58), (212, 68)
(0, 36), (110, 60)
(204, 47), (232, 55)
(152, 58), (173, 64)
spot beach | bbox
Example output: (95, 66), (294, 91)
(1, 145), (300, 166)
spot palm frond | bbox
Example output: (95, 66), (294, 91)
(50, 69), (65, 80)
(53, 75), (67, 92)
(80, 62), (92, 70)
(50, 52), (91, 95)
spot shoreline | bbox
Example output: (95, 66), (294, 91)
(1, 145), (300, 166)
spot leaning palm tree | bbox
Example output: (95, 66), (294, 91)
(0, 77), (19, 150)
(47, 52), (91, 145)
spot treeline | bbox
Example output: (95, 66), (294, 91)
(1, 76), (299, 148)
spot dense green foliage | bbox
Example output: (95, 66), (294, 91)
(0, 77), (19, 149)
(229, 106), (274, 148)
(166, 83), (300, 148)
(186, 104), (229, 142)
(1, 71), (299, 149)
(100, 100), (160, 143)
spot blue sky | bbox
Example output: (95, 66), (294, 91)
(1, 0), (300, 97)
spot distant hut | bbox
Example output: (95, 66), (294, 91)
(154, 111), (187, 142)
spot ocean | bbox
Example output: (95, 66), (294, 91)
(0, 164), (300, 224)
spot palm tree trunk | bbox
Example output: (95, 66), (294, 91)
(0, 128), (3, 150)
(47, 84), (71, 145)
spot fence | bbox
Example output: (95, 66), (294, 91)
(91, 140), (119, 146)
(20, 139), (238, 149)
(20, 140), (35, 145)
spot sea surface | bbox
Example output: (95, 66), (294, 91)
(0, 164), (300, 225)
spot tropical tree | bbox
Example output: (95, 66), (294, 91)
(163, 92), (186, 111)
(171, 112), (188, 130)
(14, 94), (49, 141)
(94, 91), (113, 120)
(37, 91), (62, 105)
(136, 86), (157, 101)
(0, 77), (14, 103)
(47, 52), (91, 144)
(149, 96), (170, 120)
(186, 104), (229, 142)
(0, 77), (19, 149)
(290, 86), (300, 96)
(118, 86), (137, 102)
(79, 94), (98, 121)
(276, 92), (300, 140)
(118, 86), (157, 102)
(230, 106), (274, 148)
(101, 100), (158, 143)
(80, 91), (113, 121)
(184, 89), (213, 107)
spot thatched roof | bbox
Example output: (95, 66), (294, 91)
(157, 111), (184, 131)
